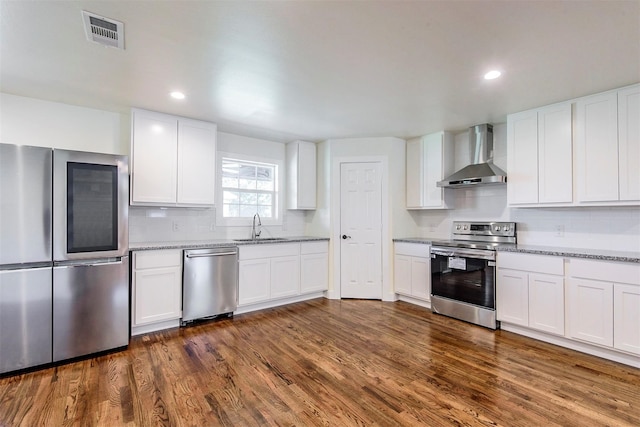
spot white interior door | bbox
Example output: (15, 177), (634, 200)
(340, 162), (382, 299)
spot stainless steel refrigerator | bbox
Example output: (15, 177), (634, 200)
(0, 144), (130, 374)
(0, 144), (54, 373)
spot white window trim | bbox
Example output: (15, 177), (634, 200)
(216, 151), (283, 227)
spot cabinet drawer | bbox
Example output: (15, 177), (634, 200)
(134, 250), (182, 269)
(239, 243), (299, 260)
(497, 252), (563, 275)
(300, 241), (328, 255)
(394, 242), (430, 258)
(567, 258), (640, 285)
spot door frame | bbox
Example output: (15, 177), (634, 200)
(330, 156), (392, 301)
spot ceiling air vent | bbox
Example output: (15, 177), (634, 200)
(81, 11), (124, 49)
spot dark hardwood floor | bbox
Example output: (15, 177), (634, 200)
(1, 298), (639, 426)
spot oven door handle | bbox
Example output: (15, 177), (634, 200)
(430, 246), (496, 261)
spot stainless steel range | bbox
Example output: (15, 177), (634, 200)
(430, 221), (516, 329)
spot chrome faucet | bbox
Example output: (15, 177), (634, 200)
(251, 213), (262, 240)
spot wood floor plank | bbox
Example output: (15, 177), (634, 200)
(1, 298), (639, 426)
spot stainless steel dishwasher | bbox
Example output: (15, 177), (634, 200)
(182, 247), (238, 325)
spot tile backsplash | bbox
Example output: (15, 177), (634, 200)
(129, 206), (309, 243)
(412, 186), (640, 252)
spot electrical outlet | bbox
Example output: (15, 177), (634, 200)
(172, 221), (179, 232)
(555, 225), (565, 237)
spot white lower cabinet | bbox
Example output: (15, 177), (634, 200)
(614, 284), (640, 355)
(238, 258), (271, 305)
(131, 250), (182, 333)
(394, 243), (431, 302)
(497, 253), (565, 336)
(567, 278), (614, 347)
(567, 259), (640, 356)
(270, 256), (300, 299)
(238, 241), (328, 309)
(300, 241), (329, 294)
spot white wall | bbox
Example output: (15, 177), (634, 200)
(0, 93), (128, 154)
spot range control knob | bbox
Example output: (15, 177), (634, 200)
(504, 226), (510, 232)
(495, 226), (501, 231)
(456, 225), (461, 230)
(463, 225), (468, 230)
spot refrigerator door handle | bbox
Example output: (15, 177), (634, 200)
(55, 257), (125, 268)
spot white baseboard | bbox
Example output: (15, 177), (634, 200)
(501, 323), (640, 368)
(235, 291), (326, 315)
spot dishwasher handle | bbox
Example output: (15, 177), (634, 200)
(186, 251), (237, 258)
(184, 247), (238, 259)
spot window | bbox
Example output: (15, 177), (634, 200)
(221, 157), (278, 220)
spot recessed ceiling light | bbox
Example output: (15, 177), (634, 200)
(170, 91), (186, 100)
(484, 70), (502, 80)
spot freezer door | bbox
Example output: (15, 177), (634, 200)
(53, 256), (129, 362)
(0, 267), (53, 374)
(0, 144), (52, 265)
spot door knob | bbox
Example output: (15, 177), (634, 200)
(342, 234), (351, 239)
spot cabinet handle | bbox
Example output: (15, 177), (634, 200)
(341, 235), (351, 240)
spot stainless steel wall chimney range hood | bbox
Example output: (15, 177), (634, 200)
(437, 124), (507, 188)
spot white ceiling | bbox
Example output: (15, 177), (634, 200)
(1, 1), (639, 143)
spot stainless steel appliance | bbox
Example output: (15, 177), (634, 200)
(437, 124), (507, 188)
(182, 247), (238, 325)
(52, 149), (129, 362)
(0, 144), (129, 374)
(430, 221), (516, 329)
(1, 144), (53, 373)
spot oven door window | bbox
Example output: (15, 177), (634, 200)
(67, 162), (118, 253)
(431, 254), (495, 309)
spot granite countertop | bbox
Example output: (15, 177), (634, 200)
(129, 236), (329, 251)
(496, 244), (640, 264)
(393, 238), (640, 263)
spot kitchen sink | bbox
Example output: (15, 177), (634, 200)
(233, 237), (289, 242)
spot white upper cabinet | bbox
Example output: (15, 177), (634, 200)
(575, 84), (639, 204)
(618, 85), (640, 201)
(131, 108), (217, 207)
(507, 102), (572, 206)
(575, 91), (619, 202)
(286, 140), (316, 210)
(131, 110), (178, 204)
(177, 118), (217, 205)
(406, 131), (454, 209)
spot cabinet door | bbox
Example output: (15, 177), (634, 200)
(507, 109), (539, 205)
(133, 266), (182, 325)
(567, 278), (614, 347)
(394, 254), (412, 295)
(614, 283), (640, 355)
(300, 252), (328, 294)
(423, 132), (446, 208)
(270, 255), (300, 299)
(538, 103), (573, 203)
(297, 142), (317, 209)
(528, 273), (564, 336)
(576, 91), (619, 202)
(239, 259), (270, 305)
(496, 269), (529, 326)
(411, 256), (430, 300)
(618, 85), (640, 201)
(177, 119), (216, 206)
(286, 141), (316, 210)
(131, 110), (178, 204)
(405, 138), (423, 208)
